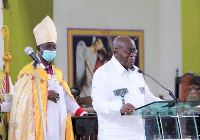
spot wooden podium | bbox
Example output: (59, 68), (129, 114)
(71, 113), (98, 140)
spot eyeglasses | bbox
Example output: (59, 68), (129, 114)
(122, 48), (138, 55)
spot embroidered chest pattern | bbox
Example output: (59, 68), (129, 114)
(113, 88), (128, 105)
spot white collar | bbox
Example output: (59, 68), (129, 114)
(111, 56), (135, 75)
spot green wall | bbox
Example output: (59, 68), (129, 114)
(3, 0), (53, 83)
(181, 0), (200, 75)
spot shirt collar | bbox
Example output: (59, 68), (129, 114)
(111, 56), (135, 75)
(41, 61), (52, 69)
(111, 56), (126, 74)
(41, 61), (53, 75)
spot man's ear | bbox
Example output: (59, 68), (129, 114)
(113, 48), (118, 56)
(113, 48), (116, 54)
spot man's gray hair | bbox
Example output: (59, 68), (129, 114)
(113, 36), (135, 49)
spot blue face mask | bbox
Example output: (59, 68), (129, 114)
(41, 49), (56, 61)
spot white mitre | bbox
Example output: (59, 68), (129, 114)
(33, 15), (57, 46)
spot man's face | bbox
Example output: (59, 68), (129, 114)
(37, 42), (56, 63)
(37, 42), (56, 53)
(114, 39), (137, 69)
(186, 84), (200, 101)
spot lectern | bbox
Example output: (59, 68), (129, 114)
(135, 101), (200, 140)
(71, 114), (98, 140)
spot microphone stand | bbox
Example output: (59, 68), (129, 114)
(141, 71), (179, 102)
(33, 61), (47, 140)
(169, 90), (179, 102)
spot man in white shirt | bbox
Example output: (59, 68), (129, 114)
(91, 36), (162, 140)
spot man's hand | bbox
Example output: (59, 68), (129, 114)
(80, 111), (88, 116)
(1, 94), (13, 112)
(48, 90), (59, 103)
(120, 103), (136, 115)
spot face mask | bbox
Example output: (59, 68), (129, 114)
(41, 49), (56, 61)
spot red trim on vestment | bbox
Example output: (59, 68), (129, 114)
(75, 108), (84, 116)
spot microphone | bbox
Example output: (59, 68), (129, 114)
(24, 47), (45, 69)
(138, 70), (179, 102)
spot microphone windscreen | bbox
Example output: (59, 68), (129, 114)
(24, 47), (33, 55)
(138, 70), (143, 73)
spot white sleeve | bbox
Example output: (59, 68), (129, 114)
(0, 76), (14, 112)
(64, 90), (80, 114)
(91, 68), (122, 115)
(1, 94), (13, 112)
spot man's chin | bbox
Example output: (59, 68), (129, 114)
(129, 62), (135, 66)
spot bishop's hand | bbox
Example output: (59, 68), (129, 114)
(48, 90), (59, 103)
